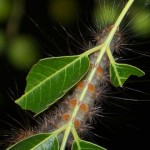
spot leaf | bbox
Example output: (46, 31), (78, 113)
(72, 140), (106, 150)
(16, 55), (89, 115)
(7, 133), (59, 150)
(110, 62), (145, 87)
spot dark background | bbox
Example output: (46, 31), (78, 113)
(0, 0), (150, 149)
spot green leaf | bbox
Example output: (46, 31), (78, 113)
(72, 140), (106, 150)
(7, 133), (59, 150)
(110, 62), (145, 87)
(16, 55), (89, 115)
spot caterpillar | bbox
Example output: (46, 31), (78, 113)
(0, 0), (150, 149)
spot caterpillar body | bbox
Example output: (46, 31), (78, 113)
(0, 0), (150, 150)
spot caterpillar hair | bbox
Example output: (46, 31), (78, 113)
(0, 0), (150, 150)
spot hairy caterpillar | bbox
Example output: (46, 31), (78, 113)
(0, 0), (150, 149)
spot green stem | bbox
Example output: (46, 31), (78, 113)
(72, 127), (80, 141)
(60, 122), (72, 150)
(83, 44), (104, 56)
(79, 0), (134, 100)
(104, 0), (134, 46)
(50, 124), (67, 135)
(83, 0), (134, 57)
(106, 46), (122, 86)
(106, 46), (115, 64)
(72, 127), (80, 149)
(60, 0), (134, 149)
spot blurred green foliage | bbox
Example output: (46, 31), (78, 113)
(0, 0), (39, 71)
(0, 0), (12, 22)
(93, 0), (150, 37)
(0, 0), (150, 72)
(8, 35), (39, 70)
(130, 8), (150, 36)
(48, 0), (79, 24)
(93, 1), (121, 28)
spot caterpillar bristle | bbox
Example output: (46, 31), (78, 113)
(9, 128), (35, 145)
(1, 0), (150, 149)
(5, 22), (122, 148)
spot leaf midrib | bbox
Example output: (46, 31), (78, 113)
(112, 63), (122, 86)
(30, 134), (55, 150)
(16, 55), (86, 103)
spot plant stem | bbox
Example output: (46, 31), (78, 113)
(106, 46), (115, 64)
(72, 127), (80, 149)
(60, 122), (72, 150)
(83, 0), (134, 57)
(60, 0), (134, 149)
